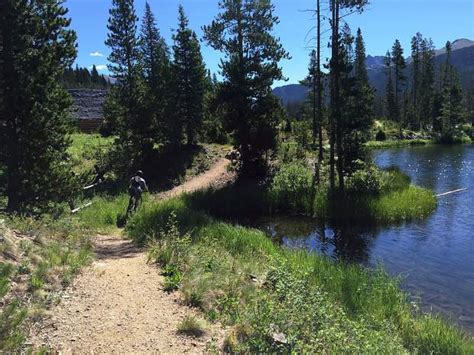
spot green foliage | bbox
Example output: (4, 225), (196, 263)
(68, 133), (114, 175)
(171, 6), (206, 146)
(76, 194), (131, 233)
(60, 65), (110, 89)
(203, 0), (290, 175)
(0, 0), (78, 213)
(438, 42), (468, 142)
(269, 162), (313, 213)
(0, 299), (27, 352)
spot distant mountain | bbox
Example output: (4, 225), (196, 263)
(274, 38), (474, 105)
(273, 84), (309, 105)
(366, 55), (385, 71)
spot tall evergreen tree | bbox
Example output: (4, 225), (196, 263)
(439, 41), (466, 141)
(419, 37), (435, 130)
(391, 39), (406, 127)
(139, 1), (170, 145)
(105, 0), (148, 171)
(384, 51), (397, 122)
(354, 28), (368, 86)
(91, 65), (100, 85)
(328, 0), (368, 190)
(172, 6), (206, 146)
(203, 0), (290, 175)
(410, 32), (423, 128)
(0, 0), (77, 213)
(337, 25), (373, 176)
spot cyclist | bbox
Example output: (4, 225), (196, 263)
(126, 170), (148, 216)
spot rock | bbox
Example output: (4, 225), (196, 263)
(272, 332), (288, 345)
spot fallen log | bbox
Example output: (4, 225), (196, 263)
(436, 188), (467, 197)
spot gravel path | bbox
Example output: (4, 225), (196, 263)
(29, 159), (233, 353)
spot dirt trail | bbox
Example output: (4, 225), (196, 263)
(158, 158), (233, 199)
(29, 158), (233, 353)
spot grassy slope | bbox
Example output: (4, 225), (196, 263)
(127, 197), (473, 353)
(0, 216), (93, 351)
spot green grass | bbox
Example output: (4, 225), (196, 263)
(68, 133), (114, 174)
(76, 193), (131, 233)
(177, 316), (207, 337)
(0, 215), (93, 352)
(366, 138), (432, 149)
(128, 196), (473, 353)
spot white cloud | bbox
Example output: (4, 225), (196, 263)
(89, 51), (103, 57)
(89, 65), (107, 71)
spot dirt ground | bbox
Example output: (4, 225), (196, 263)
(28, 158), (234, 353)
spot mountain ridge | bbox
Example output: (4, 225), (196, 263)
(274, 38), (474, 105)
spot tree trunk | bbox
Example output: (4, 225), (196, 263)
(316, 0), (323, 177)
(329, 0), (337, 190)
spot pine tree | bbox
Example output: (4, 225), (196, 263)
(172, 6), (206, 146)
(354, 28), (369, 86)
(410, 32), (423, 128)
(384, 51), (397, 122)
(105, 0), (147, 172)
(328, 0), (369, 190)
(203, 0), (290, 176)
(391, 39), (406, 127)
(439, 41), (467, 141)
(139, 1), (170, 145)
(419, 37), (435, 130)
(338, 25), (373, 175)
(91, 65), (100, 86)
(0, 0), (77, 213)
(350, 28), (373, 164)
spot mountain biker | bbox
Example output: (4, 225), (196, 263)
(126, 170), (148, 215)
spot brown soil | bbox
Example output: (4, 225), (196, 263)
(28, 158), (234, 353)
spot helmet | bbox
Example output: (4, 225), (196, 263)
(136, 170), (144, 177)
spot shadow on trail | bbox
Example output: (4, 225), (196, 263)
(94, 237), (142, 260)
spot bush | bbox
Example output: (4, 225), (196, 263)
(347, 166), (411, 196)
(346, 165), (386, 195)
(269, 162), (313, 213)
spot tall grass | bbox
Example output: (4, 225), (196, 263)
(366, 139), (431, 149)
(76, 193), (130, 233)
(128, 196), (473, 353)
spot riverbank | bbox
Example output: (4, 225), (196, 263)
(366, 138), (432, 149)
(127, 195), (473, 353)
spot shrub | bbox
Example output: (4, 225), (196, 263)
(269, 162), (313, 213)
(346, 165), (386, 195)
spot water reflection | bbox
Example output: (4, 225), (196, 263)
(255, 145), (474, 333)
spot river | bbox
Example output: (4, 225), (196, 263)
(255, 145), (474, 333)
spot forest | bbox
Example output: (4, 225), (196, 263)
(0, 0), (473, 353)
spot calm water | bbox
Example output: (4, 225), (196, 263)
(256, 145), (474, 333)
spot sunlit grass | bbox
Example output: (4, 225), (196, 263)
(128, 195), (473, 353)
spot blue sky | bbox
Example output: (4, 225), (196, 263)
(67, 0), (474, 86)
